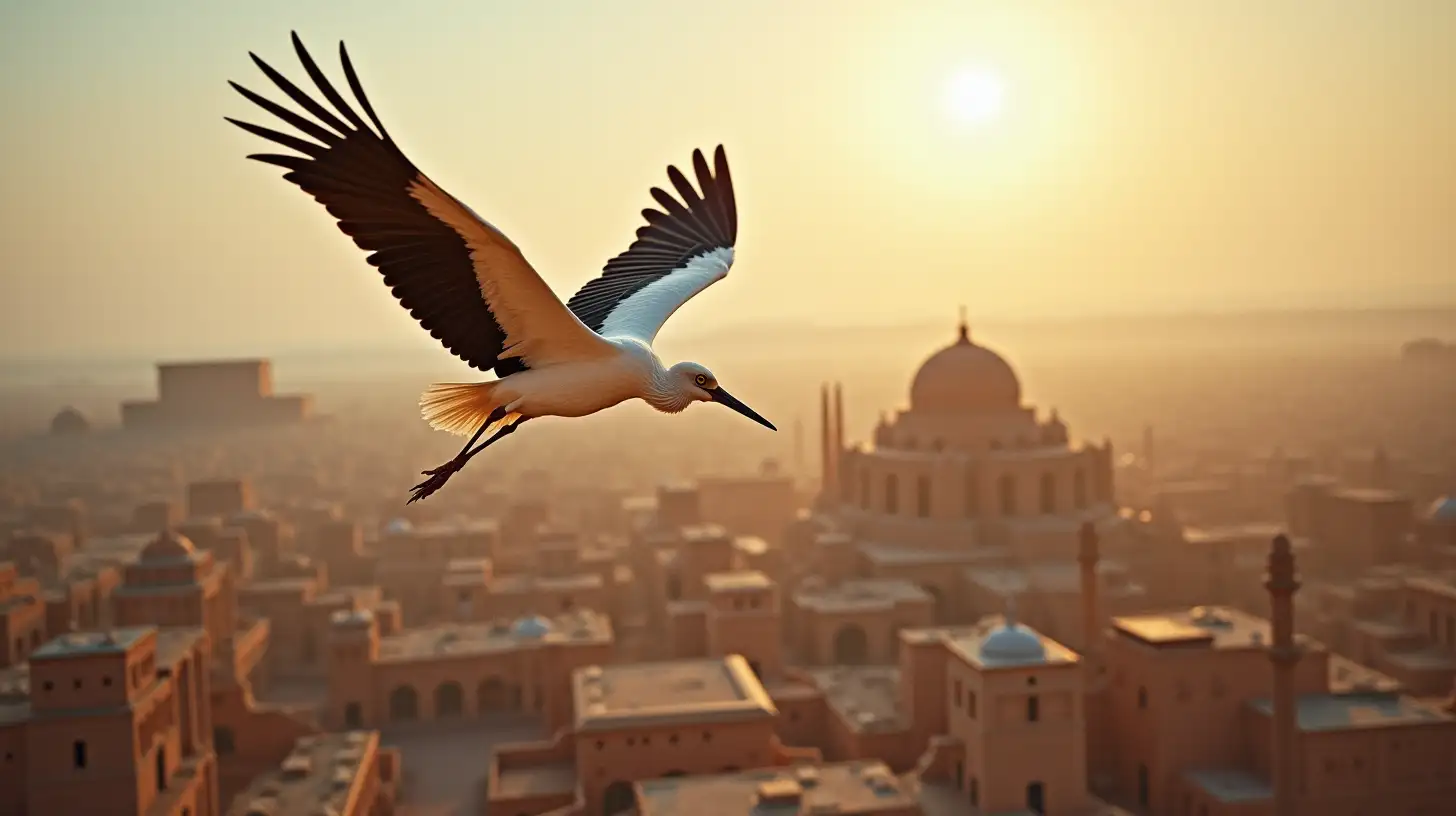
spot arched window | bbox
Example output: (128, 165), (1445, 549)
(1073, 469), (1087, 509)
(885, 474), (899, 515)
(388, 685), (419, 721)
(998, 475), (1017, 517)
(963, 469), (979, 518)
(1039, 473), (1056, 515)
(916, 476), (931, 518)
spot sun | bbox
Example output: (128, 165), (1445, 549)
(942, 68), (1006, 127)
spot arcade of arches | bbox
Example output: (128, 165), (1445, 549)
(381, 676), (535, 723)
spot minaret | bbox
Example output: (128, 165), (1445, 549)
(793, 416), (805, 476)
(1077, 522), (1100, 654)
(832, 381), (845, 495)
(1265, 533), (1301, 816)
(819, 383), (831, 498)
(1371, 446), (1390, 490)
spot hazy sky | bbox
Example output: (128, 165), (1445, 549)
(1, 0), (1453, 362)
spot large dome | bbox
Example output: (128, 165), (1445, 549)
(909, 322), (1022, 414)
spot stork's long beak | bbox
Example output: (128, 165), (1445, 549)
(708, 387), (776, 431)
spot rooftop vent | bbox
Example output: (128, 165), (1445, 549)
(281, 755), (313, 780)
(755, 779), (803, 807)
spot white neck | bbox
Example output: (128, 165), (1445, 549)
(643, 360), (694, 414)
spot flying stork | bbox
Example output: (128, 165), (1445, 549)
(227, 33), (775, 503)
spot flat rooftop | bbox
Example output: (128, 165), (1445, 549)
(1327, 655), (1403, 694)
(493, 762), (577, 800)
(489, 572), (604, 595)
(962, 560), (1142, 597)
(1330, 487), (1409, 504)
(858, 541), (1010, 568)
(1247, 692), (1454, 732)
(1113, 606), (1320, 653)
(377, 610), (612, 663)
(1182, 768), (1272, 804)
(705, 570), (773, 594)
(226, 731), (379, 816)
(635, 761), (913, 816)
(794, 579), (931, 613)
(945, 616), (1081, 671)
(573, 656), (777, 733)
(1182, 523), (1286, 546)
(807, 666), (904, 733)
(32, 627), (153, 659)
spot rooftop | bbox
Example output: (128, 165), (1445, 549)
(858, 542), (1007, 568)
(493, 762), (577, 800)
(1112, 606), (1319, 653)
(962, 560), (1142, 597)
(573, 656), (777, 733)
(1247, 692), (1454, 732)
(1327, 655), (1403, 694)
(1330, 487), (1410, 505)
(226, 731), (379, 816)
(377, 610), (612, 663)
(794, 579), (931, 613)
(1182, 768), (1272, 804)
(635, 761), (913, 816)
(807, 666), (904, 733)
(32, 627), (153, 659)
(1182, 523), (1287, 546)
(946, 616), (1079, 670)
(705, 570), (774, 594)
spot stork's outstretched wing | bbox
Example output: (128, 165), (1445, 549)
(566, 146), (737, 345)
(227, 32), (610, 373)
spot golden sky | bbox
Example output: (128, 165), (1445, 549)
(1, 0), (1452, 361)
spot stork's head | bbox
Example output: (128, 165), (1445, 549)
(669, 362), (776, 431)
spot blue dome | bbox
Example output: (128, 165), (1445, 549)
(384, 518), (414, 535)
(512, 616), (552, 639)
(1427, 497), (1456, 525)
(979, 624), (1048, 665)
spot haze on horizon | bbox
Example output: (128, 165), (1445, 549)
(1, 0), (1453, 365)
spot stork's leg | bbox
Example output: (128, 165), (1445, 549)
(421, 409), (504, 476)
(407, 417), (530, 504)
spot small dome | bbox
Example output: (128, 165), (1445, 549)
(909, 321), (1022, 414)
(979, 624), (1047, 665)
(50, 407), (90, 436)
(383, 518), (414, 535)
(1427, 497), (1456, 525)
(512, 616), (553, 639)
(141, 530), (196, 561)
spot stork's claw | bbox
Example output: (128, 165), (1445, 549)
(407, 457), (464, 503)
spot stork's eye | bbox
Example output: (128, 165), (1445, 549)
(694, 374), (708, 386)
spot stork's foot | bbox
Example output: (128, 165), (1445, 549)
(407, 458), (464, 504)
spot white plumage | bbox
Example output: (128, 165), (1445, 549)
(227, 32), (774, 502)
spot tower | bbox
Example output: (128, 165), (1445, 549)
(1265, 534), (1300, 816)
(327, 609), (380, 729)
(1077, 522), (1100, 654)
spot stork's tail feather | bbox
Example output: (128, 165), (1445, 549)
(420, 382), (507, 436)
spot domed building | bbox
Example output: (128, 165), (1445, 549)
(813, 317), (1134, 635)
(49, 406), (90, 436)
(826, 318), (1115, 555)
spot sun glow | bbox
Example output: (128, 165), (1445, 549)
(942, 68), (1006, 127)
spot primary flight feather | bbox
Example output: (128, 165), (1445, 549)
(227, 32), (774, 503)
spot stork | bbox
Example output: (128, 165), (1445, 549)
(227, 33), (775, 503)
